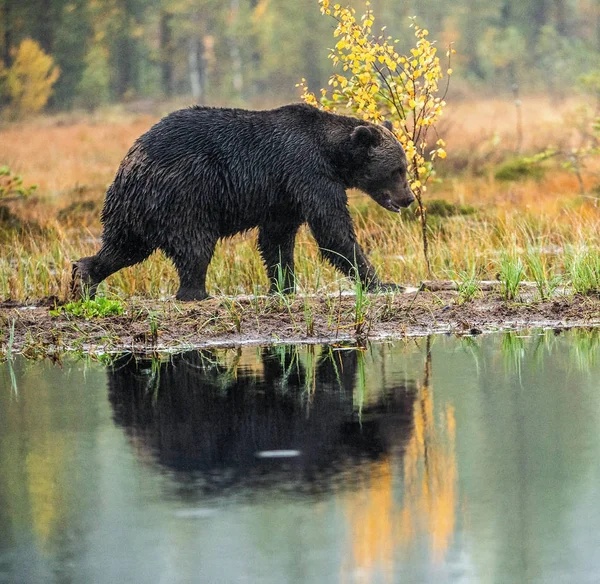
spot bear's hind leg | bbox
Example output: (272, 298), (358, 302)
(165, 239), (217, 302)
(258, 222), (300, 294)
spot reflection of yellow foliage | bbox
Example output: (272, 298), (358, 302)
(400, 387), (457, 562)
(26, 437), (66, 550)
(342, 458), (394, 582)
(342, 350), (458, 580)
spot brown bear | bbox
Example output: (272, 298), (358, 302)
(73, 103), (413, 301)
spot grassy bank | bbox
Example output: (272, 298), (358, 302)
(1, 96), (599, 304)
(3, 289), (600, 358)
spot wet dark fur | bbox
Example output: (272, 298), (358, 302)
(73, 103), (413, 301)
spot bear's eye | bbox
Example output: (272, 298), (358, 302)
(393, 167), (405, 178)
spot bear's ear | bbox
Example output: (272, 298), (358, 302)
(382, 120), (393, 131)
(350, 125), (379, 148)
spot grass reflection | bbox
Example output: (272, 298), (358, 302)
(498, 328), (600, 376)
(501, 332), (526, 378)
(569, 328), (600, 372)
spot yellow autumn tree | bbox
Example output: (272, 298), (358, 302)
(299, 0), (453, 274)
(1, 39), (60, 119)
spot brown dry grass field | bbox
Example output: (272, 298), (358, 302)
(1, 96), (600, 353)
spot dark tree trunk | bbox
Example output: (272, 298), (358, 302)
(463, 0), (485, 79)
(248, 0), (262, 97)
(530, 0), (547, 42)
(114, 0), (136, 99)
(37, 0), (55, 53)
(115, 37), (134, 98)
(500, 0), (511, 27)
(2, 0), (11, 67)
(597, 0), (600, 52)
(555, 0), (567, 35)
(188, 35), (204, 103)
(159, 10), (175, 97)
(228, 0), (243, 96)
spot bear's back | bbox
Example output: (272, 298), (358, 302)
(140, 104), (319, 158)
(132, 104), (333, 190)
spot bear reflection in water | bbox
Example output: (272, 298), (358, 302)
(107, 346), (416, 490)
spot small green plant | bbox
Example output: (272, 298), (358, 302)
(455, 267), (481, 303)
(353, 272), (371, 340)
(51, 297), (124, 319)
(220, 298), (243, 333)
(272, 262), (300, 330)
(273, 261), (295, 296)
(148, 311), (160, 344)
(499, 253), (524, 301)
(303, 296), (315, 336)
(526, 252), (561, 300)
(0, 166), (37, 201)
(494, 154), (551, 182)
(379, 290), (398, 321)
(567, 249), (600, 295)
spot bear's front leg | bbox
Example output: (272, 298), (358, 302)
(306, 197), (384, 290)
(305, 188), (405, 294)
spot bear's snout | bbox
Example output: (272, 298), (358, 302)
(399, 192), (415, 207)
(380, 190), (414, 212)
(385, 187), (415, 211)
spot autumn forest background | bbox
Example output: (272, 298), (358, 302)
(2, 0), (600, 115)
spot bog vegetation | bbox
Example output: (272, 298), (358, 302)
(0, 0), (600, 311)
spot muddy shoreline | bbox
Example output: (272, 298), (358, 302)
(2, 285), (600, 356)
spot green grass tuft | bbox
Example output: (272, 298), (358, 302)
(499, 253), (525, 301)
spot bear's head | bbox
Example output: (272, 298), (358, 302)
(349, 122), (414, 212)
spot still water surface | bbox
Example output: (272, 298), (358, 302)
(2, 331), (600, 583)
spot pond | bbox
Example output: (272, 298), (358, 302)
(2, 330), (600, 583)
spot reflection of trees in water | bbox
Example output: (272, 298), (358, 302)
(0, 361), (99, 564)
(342, 338), (458, 579)
(107, 345), (416, 490)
